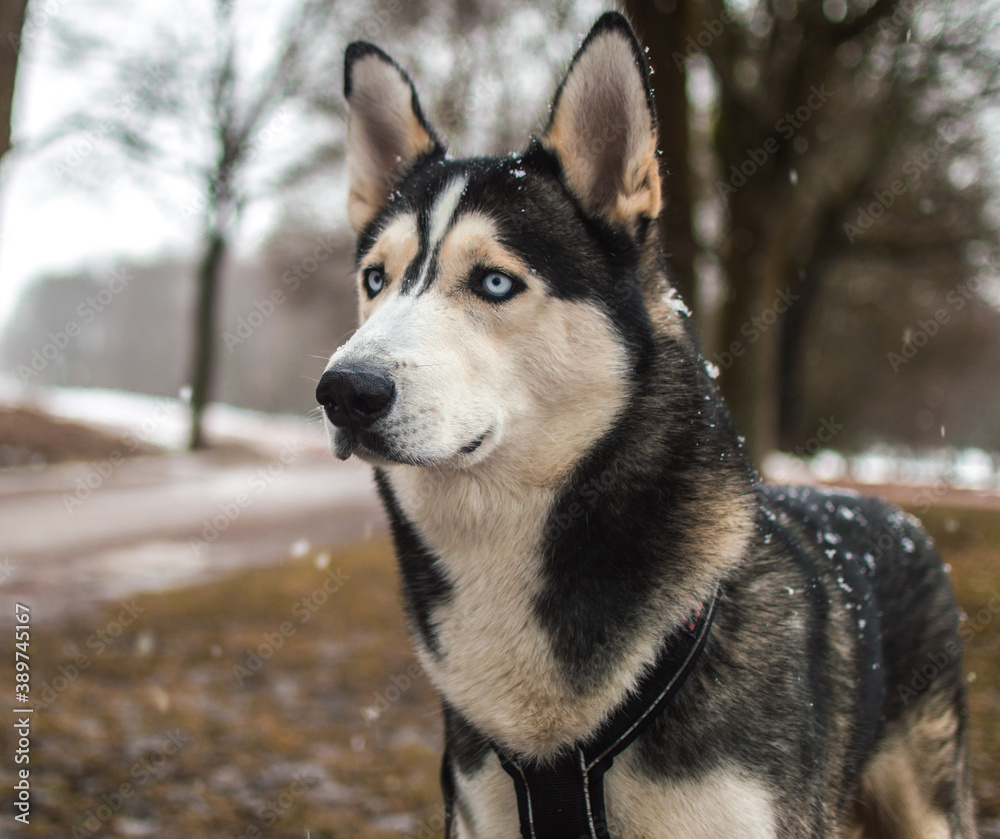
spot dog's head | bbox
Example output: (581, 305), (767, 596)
(318, 13), (676, 480)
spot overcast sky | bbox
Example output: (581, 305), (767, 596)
(0, 0), (320, 328)
(0, 0), (609, 332)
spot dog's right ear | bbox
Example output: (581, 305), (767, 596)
(541, 13), (661, 234)
(344, 43), (444, 232)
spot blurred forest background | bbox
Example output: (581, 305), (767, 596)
(0, 0), (998, 463)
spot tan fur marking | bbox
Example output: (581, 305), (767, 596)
(855, 746), (950, 839)
(357, 214), (420, 318)
(853, 699), (966, 839)
(436, 215), (532, 298)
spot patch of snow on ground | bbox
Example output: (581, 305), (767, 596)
(0, 376), (328, 455)
(765, 444), (1000, 492)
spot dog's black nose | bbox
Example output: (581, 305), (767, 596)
(316, 365), (396, 429)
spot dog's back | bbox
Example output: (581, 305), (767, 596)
(759, 487), (974, 836)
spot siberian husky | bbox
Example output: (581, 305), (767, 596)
(316, 13), (975, 838)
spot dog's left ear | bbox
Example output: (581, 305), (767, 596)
(541, 13), (661, 232)
(343, 43), (444, 232)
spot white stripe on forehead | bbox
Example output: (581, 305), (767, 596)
(415, 175), (468, 293)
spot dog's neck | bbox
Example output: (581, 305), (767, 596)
(376, 318), (757, 759)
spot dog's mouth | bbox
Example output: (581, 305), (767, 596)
(333, 429), (412, 466)
(459, 433), (488, 455)
(333, 428), (493, 466)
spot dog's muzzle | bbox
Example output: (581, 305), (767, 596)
(316, 363), (396, 432)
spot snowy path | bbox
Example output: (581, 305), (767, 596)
(0, 449), (384, 623)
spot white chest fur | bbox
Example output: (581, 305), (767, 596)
(386, 466), (663, 758)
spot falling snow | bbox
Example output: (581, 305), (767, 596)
(663, 286), (692, 316)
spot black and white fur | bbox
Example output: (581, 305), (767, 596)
(317, 13), (975, 838)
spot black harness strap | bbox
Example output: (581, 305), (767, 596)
(442, 589), (719, 839)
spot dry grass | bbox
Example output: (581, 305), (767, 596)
(2, 541), (443, 839)
(1, 503), (996, 837)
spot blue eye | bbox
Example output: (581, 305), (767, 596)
(480, 272), (516, 300)
(363, 267), (384, 297)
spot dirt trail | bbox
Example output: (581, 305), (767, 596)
(0, 448), (385, 623)
(2, 436), (996, 627)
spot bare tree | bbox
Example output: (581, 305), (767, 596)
(634, 0), (1000, 463)
(1, 0), (28, 286)
(1, 0), (27, 163)
(34, 0), (339, 447)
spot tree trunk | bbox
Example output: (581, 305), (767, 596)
(187, 224), (227, 450)
(622, 0), (697, 312)
(714, 175), (777, 466)
(0, 0), (27, 161)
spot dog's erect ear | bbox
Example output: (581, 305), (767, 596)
(344, 43), (444, 232)
(541, 13), (661, 231)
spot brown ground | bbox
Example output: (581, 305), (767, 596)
(0, 405), (159, 468)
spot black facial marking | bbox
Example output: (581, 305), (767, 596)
(352, 147), (448, 264)
(400, 203), (432, 295)
(412, 239), (442, 297)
